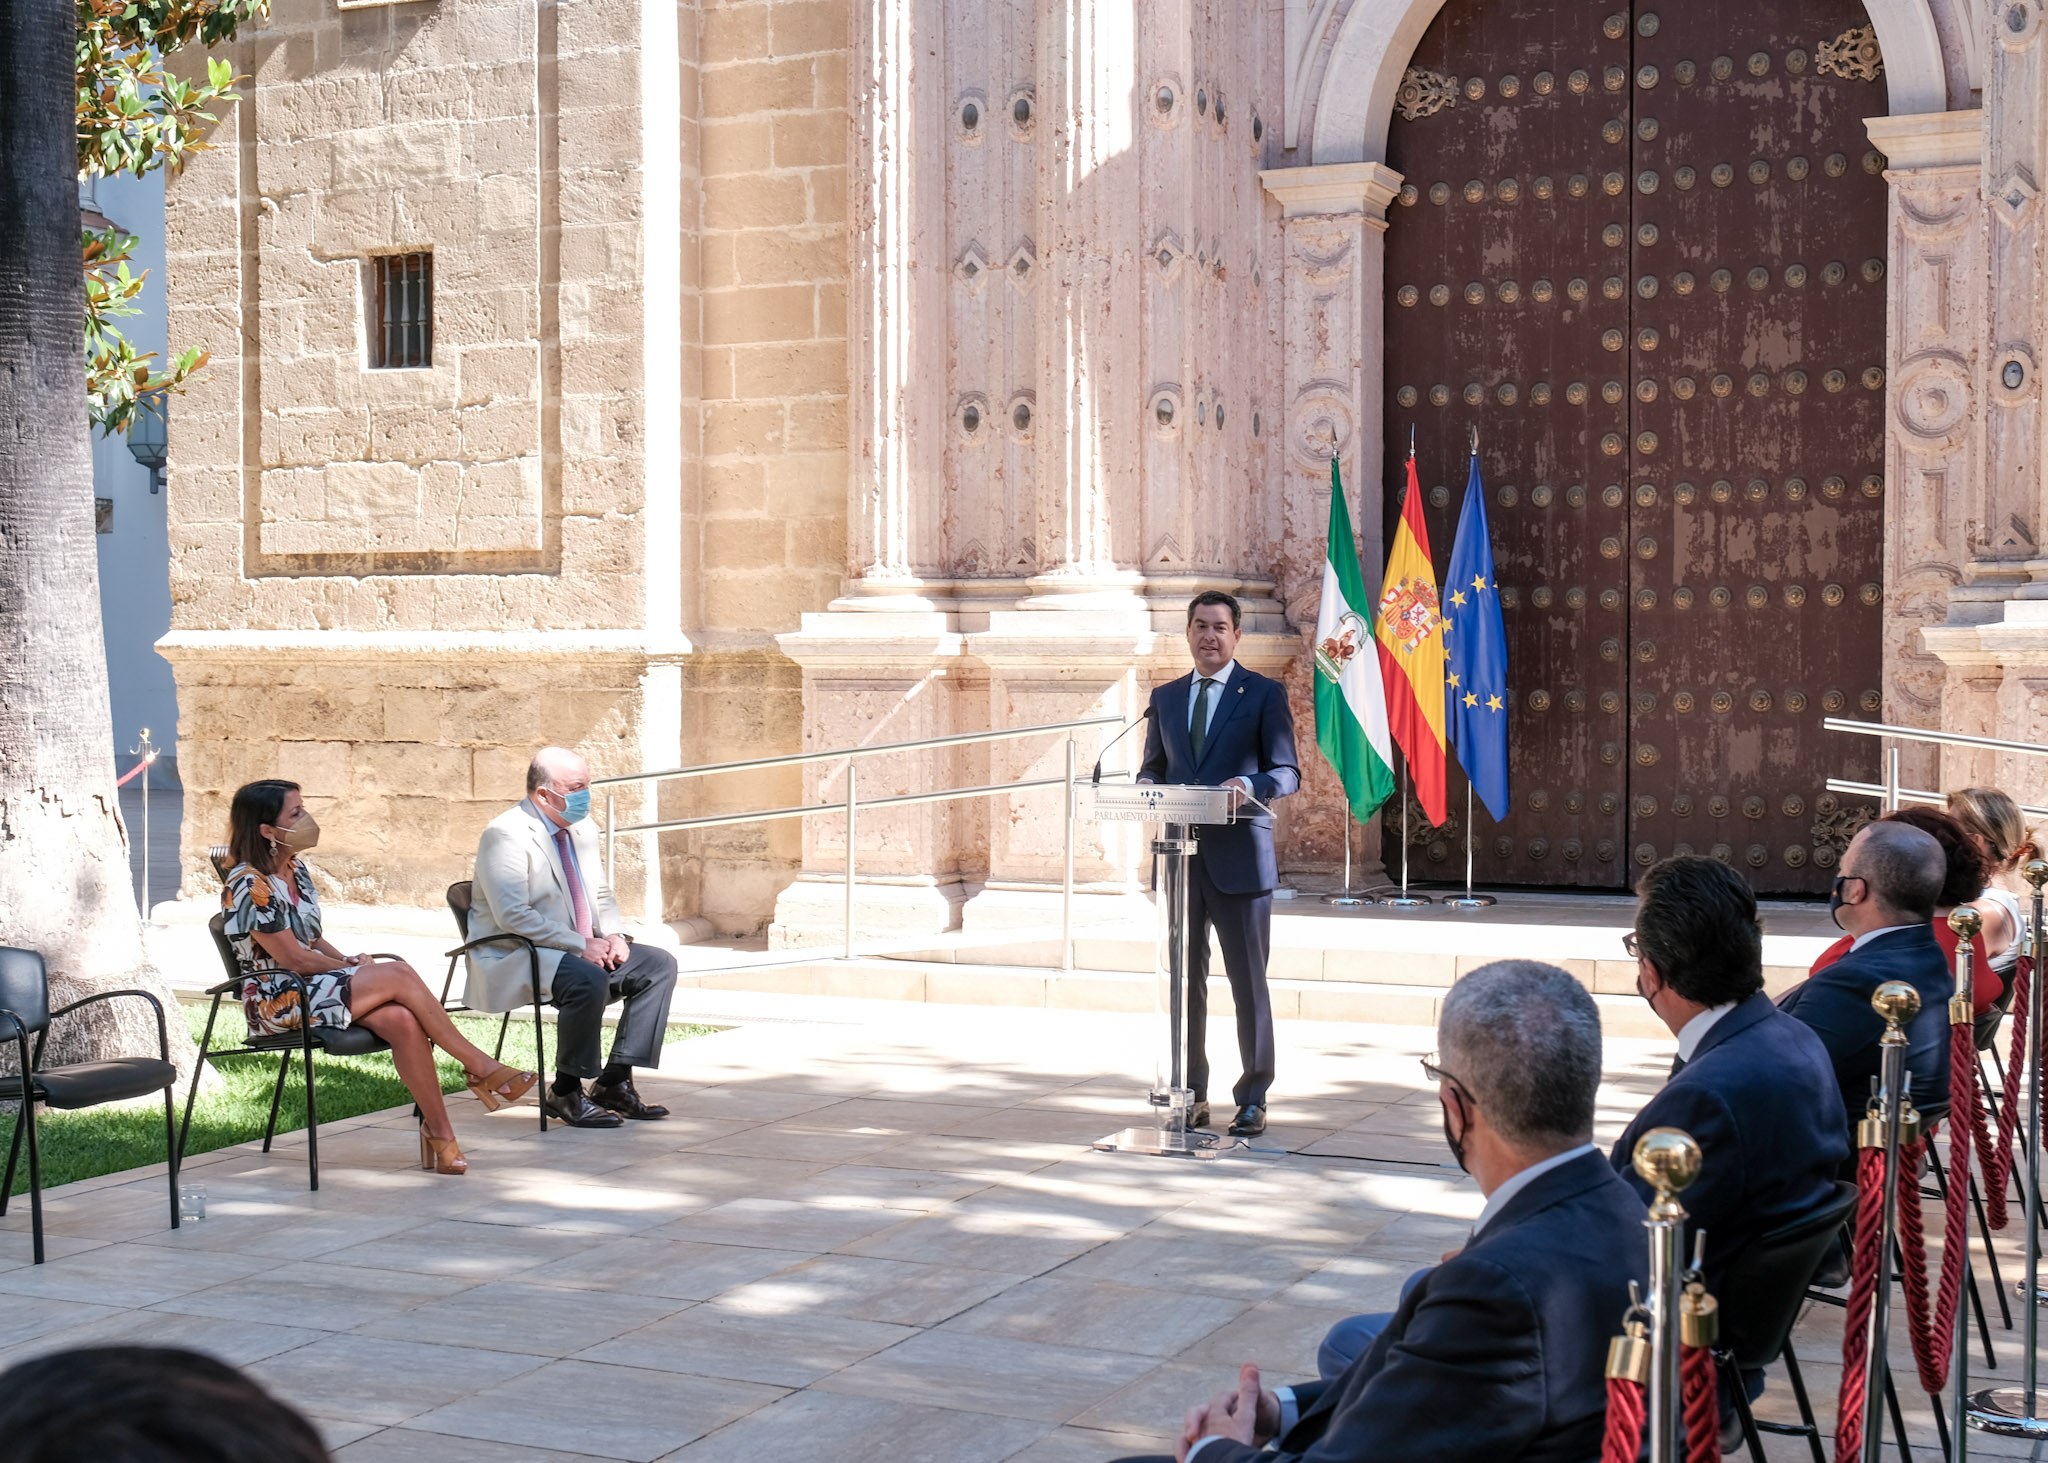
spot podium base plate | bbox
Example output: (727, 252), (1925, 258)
(1094, 1127), (1223, 1160)
(1968, 1389), (2048, 1437)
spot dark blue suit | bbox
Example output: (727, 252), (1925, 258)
(1140, 665), (1300, 1107)
(1123, 1152), (1648, 1463)
(1611, 992), (1849, 1295)
(1777, 925), (1954, 1133)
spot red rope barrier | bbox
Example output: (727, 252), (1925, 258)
(1891, 1017), (1978, 1393)
(1602, 1377), (1646, 1463)
(1895, 1134), (1939, 1391)
(1836, 1144), (1887, 1463)
(1682, 1343), (1719, 1463)
(1975, 953), (2031, 1230)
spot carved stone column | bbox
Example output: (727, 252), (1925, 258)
(1260, 161), (1402, 888)
(1029, 0), (1143, 595)
(846, 0), (948, 597)
(773, 0), (960, 945)
(1866, 111), (1985, 790)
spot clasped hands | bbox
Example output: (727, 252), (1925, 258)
(1176, 1363), (1281, 1462)
(581, 934), (630, 969)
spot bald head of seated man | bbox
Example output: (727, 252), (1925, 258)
(1778, 819), (1954, 1134)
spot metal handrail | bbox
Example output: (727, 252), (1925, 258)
(1826, 778), (2048, 822)
(589, 715), (1123, 788)
(1825, 717), (2048, 762)
(601, 713), (1132, 968)
(613, 777), (1069, 835)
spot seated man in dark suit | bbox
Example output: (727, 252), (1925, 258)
(1137, 590), (1300, 1137)
(1115, 961), (1649, 1463)
(1617, 854), (1850, 1286)
(1617, 854), (1851, 1433)
(1778, 819), (1955, 1135)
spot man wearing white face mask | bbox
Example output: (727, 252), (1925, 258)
(468, 746), (679, 1127)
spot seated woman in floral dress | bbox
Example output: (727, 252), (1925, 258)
(221, 779), (538, 1174)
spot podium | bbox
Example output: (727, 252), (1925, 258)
(1084, 782), (1261, 1159)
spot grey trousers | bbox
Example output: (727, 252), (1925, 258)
(548, 938), (678, 1079)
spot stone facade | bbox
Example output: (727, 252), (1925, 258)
(162, 0), (2048, 939)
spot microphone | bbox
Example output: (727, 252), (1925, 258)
(1092, 706), (1155, 784)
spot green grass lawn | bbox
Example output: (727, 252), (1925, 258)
(5, 1004), (719, 1196)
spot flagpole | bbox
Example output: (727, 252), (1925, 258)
(1385, 757), (1431, 909)
(1324, 814), (1367, 906)
(1446, 780), (1495, 910)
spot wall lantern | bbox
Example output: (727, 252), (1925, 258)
(126, 390), (167, 494)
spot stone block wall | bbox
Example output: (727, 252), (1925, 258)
(169, 643), (652, 906)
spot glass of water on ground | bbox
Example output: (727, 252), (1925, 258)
(177, 1183), (206, 1223)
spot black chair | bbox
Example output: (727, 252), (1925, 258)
(437, 881), (547, 1133)
(0, 947), (180, 1264)
(1717, 1181), (1860, 1463)
(176, 914), (397, 1191)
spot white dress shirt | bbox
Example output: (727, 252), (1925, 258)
(1469, 1142), (1598, 1241)
(1189, 659), (1238, 736)
(1849, 922), (1924, 953)
(1675, 1001), (1738, 1063)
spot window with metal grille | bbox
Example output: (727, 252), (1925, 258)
(369, 252), (433, 368)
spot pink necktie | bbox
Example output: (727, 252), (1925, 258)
(554, 830), (592, 938)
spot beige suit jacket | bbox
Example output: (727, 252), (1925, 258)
(463, 800), (621, 1013)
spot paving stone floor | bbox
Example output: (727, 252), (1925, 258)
(0, 994), (2040, 1461)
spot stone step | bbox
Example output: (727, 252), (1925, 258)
(875, 914), (1825, 1001)
(676, 957), (1677, 1040)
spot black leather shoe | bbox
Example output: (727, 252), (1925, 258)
(541, 1087), (625, 1128)
(1186, 1101), (1211, 1129)
(1228, 1104), (1267, 1137)
(590, 1075), (669, 1120)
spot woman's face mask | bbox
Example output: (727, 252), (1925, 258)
(273, 809), (320, 852)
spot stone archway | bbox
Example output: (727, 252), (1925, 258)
(1307, 0), (1948, 167)
(1264, 0), (1970, 884)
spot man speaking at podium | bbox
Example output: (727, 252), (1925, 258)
(1137, 591), (1300, 1136)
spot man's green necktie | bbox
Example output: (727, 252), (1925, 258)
(1190, 677), (1216, 763)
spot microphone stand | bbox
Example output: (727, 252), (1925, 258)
(1092, 706), (1154, 784)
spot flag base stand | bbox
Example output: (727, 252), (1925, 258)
(1383, 894), (1433, 909)
(1444, 894), (1495, 909)
(1322, 823), (1374, 906)
(1967, 1390), (2048, 1438)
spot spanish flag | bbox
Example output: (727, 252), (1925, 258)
(1376, 454), (1449, 826)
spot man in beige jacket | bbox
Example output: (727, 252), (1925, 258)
(467, 746), (677, 1127)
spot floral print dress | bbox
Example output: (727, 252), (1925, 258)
(221, 860), (356, 1036)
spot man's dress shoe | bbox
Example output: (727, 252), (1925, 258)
(590, 1075), (669, 1120)
(1228, 1104), (1266, 1137)
(541, 1087), (625, 1128)
(1186, 1101), (1211, 1130)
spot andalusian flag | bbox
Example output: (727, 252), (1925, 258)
(1376, 454), (1450, 825)
(1314, 459), (1396, 822)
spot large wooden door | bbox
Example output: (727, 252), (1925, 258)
(1382, 0), (1888, 892)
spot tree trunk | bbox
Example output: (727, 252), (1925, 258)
(0, 0), (197, 1081)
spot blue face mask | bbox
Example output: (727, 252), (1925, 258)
(556, 788), (592, 824)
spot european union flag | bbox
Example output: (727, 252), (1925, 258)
(1444, 451), (1510, 822)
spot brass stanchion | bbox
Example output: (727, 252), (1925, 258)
(1634, 1128), (1701, 1463)
(1862, 981), (1923, 1463)
(1970, 860), (2048, 1437)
